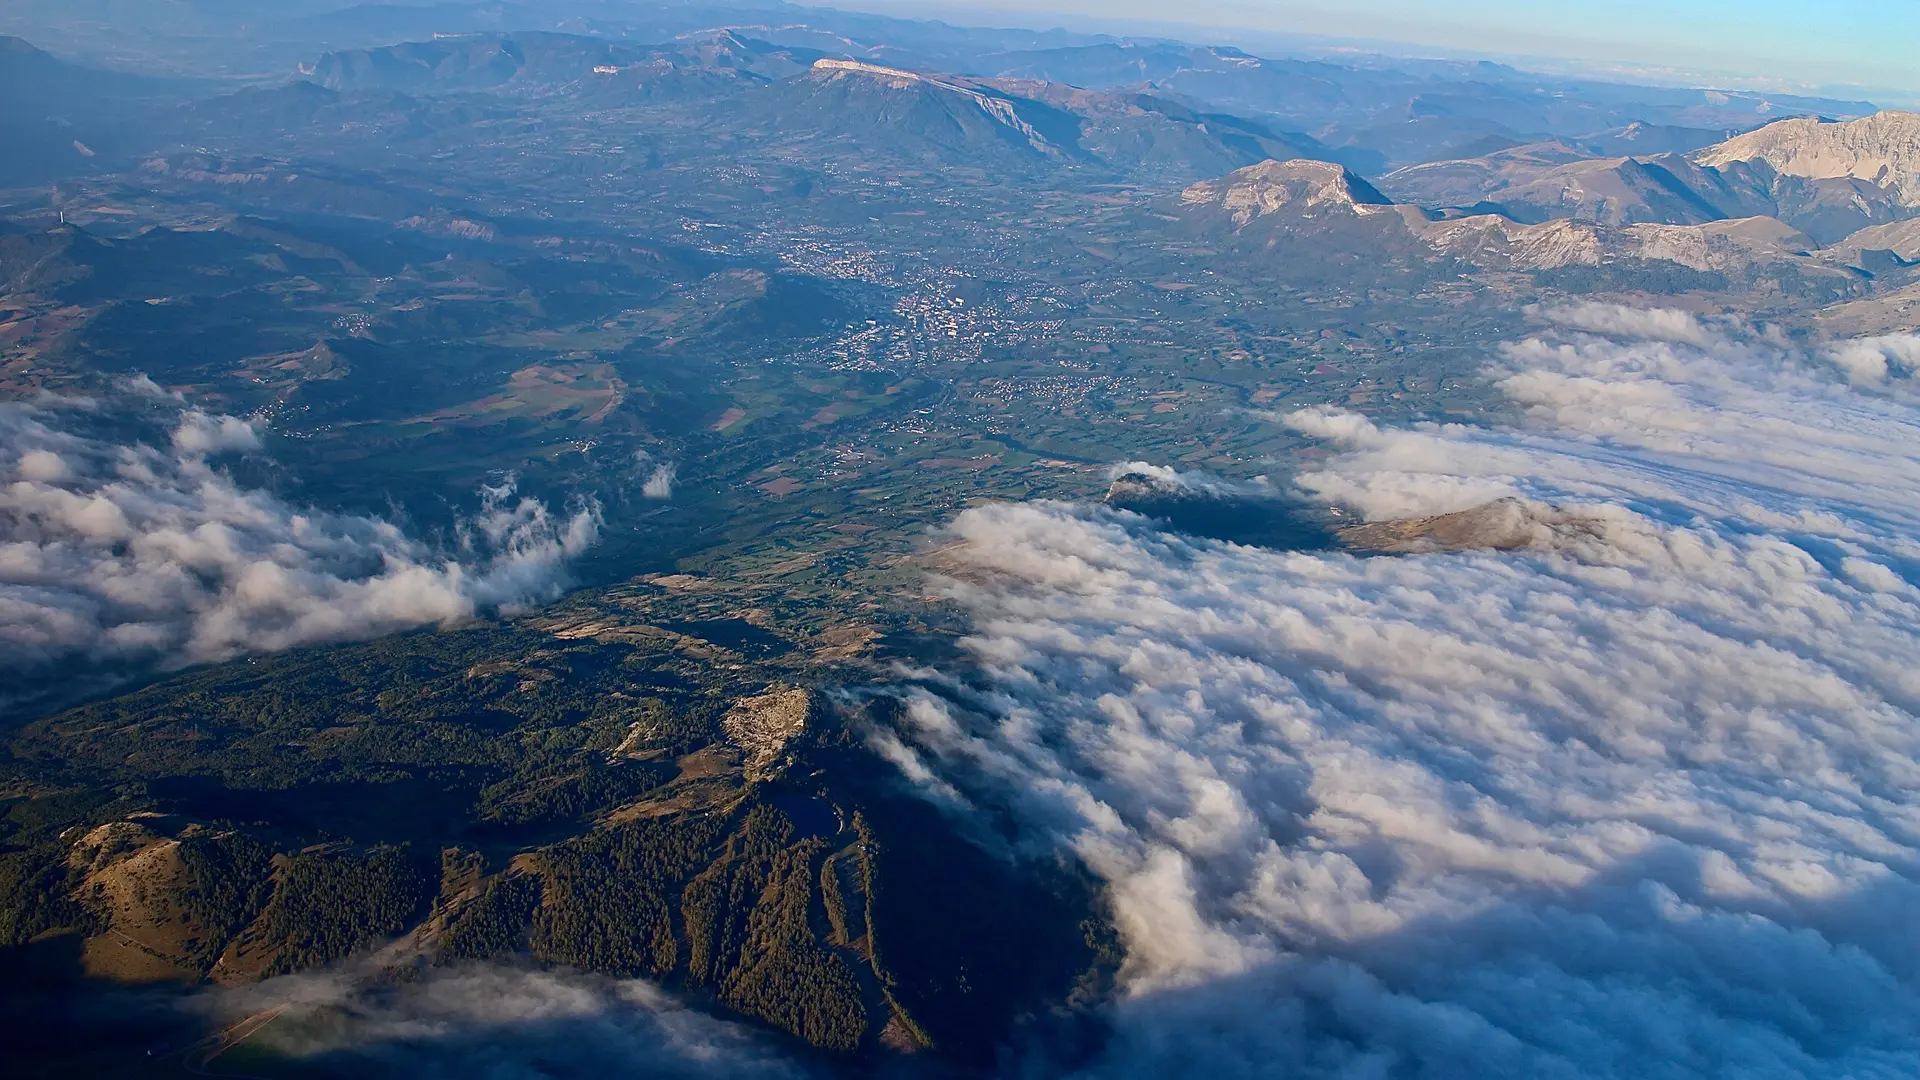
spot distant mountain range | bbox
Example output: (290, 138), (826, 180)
(0, 6), (1890, 193)
(279, 34), (1349, 183)
(285, 29), (1881, 175)
(194, 28), (1920, 267)
(7, 17), (1909, 257)
(940, 41), (1875, 171)
(1176, 111), (1920, 291)
(303, 29), (822, 94)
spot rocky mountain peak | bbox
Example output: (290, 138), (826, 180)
(1696, 110), (1920, 205)
(1180, 159), (1392, 226)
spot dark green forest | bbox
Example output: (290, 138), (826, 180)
(0, 624), (1105, 1062)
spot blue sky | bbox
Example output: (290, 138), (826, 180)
(818, 0), (1920, 98)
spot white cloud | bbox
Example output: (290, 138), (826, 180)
(1824, 333), (1920, 386)
(200, 966), (811, 1079)
(633, 450), (677, 500)
(644, 463), (677, 500)
(170, 409), (262, 455)
(885, 305), (1920, 1077)
(1107, 460), (1275, 500)
(124, 373), (183, 401)
(16, 449), (70, 483)
(0, 398), (598, 707)
(1532, 301), (1722, 347)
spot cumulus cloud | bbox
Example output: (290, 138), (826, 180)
(884, 305), (1920, 1077)
(195, 966), (812, 1079)
(1825, 333), (1920, 386)
(0, 397), (598, 706)
(171, 409), (262, 455)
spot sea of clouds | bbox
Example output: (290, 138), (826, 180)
(879, 306), (1920, 1078)
(0, 388), (599, 709)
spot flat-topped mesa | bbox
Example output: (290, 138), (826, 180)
(1696, 110), (1920, 206)
(1181, 159), (1393, 226)
(810, 58), (932, 86)
(808, 58), (1059, 155)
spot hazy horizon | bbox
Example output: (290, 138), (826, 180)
(808, 0), (1920, 104)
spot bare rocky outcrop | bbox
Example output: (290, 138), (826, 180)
(1180, 159), (1394, 226)
(1337, 498), (1608, 555)
(722, 687), (814, 782)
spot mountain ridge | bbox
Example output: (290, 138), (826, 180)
(1696, 110), (1920, 206)
(1376, 114), (1920, 244)
(1176, 155), (1905, 287)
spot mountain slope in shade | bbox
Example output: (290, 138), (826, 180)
(992, 80), (1332, 179)
(756, 59), (1081, 168)
(1833, 218), (1920, 262)
(800, 59), (1072, 157)
(1378, 144), (1722, 221)
(565, 32), (826, 105)
(304, 30), (828, 106)
(751, 61), (1344, 182)
(1585, 121), (1739, 158)
(0, 36), (187, 185)
(307, 32), (644, 92)
(978, 43), (1356, 119)
(1696, 111), (1920, 206)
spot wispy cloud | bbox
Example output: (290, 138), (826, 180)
(644, 463), (677, 500)
(197, 965), (813, 1079)
(884, 307), (1920, 1076)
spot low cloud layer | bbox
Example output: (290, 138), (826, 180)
(195, 965), (812, 1079)
(0, 396), (598, 705)
(886, 309), (1920, 1077)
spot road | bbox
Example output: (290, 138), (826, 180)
(177, 1004), (287, 1079)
